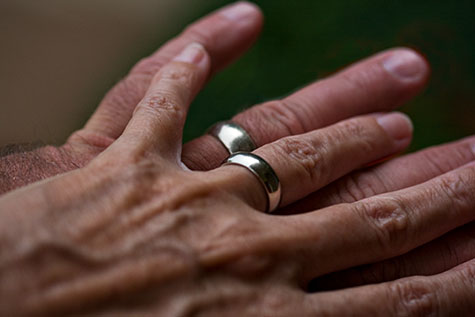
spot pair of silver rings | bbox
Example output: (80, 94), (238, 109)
(209, 121), (281, 213)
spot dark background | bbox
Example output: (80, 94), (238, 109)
(1, 0), (474, 152)
(184, 0), (475, 152)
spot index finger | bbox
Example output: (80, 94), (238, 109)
(81, 2), (263, 142)
(118, 43), (211, 161)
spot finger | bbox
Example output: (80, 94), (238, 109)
(77, 1), (262, 144)
(222, 112), (412, 210)
(183, 48), (429, 170)
(287, 161), (475, 282)
(310, 221), (475, 291)
(118, 43), (210, 160)
(286, 135), (475, 213)
(307, 259), (475, 316)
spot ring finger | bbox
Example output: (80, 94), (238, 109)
(183, 48), (428, 170)
(217, 111), (412, 210)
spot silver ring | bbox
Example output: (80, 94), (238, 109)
(208, 121), (257, 155)
(223, 152), (281, 213)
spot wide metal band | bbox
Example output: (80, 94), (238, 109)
(208, 121), (257, 155)
(224, 152), (281, 213)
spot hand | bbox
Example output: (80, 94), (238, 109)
(302, 137), (475, 291)
(0, 1), (428, 194)
(1, 43), (474, 316)
(0, 2), (263, 192)
(2, 0), (473, 292)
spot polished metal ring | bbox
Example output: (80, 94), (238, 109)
(208, 121), (257, 155)
(224, 152), (281, 213)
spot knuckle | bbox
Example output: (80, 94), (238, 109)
(198, 212), (275, 260)
(436, 169), (475, 210)
(451, 138), (475, 161)
(127, 158), (162, 186)
(158, 64), (196, 87)
(390, 279), (438, 316)
(339, 118), (366, 135)
(91, 153), (163, 188)
(424, 138), (475, 173)
(211, 218), (299, 283)
(222, 253), (276, 280)
(336, 70), (393, 109)
(137, 91), (184, 122)
(417, 138), (475, 177)
(234, 100), (306, 144)
(420, 149), (452, 175)
(264, 99), (308, 135)
(273, 136), (326, 184)
(355, 197), (411, 254)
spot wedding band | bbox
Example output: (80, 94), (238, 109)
(208, 121), (257, 155)
(224, 152), (281, 213)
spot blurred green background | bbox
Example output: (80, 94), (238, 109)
(184, 0), (475, 151)
(1, 0), (474, 152)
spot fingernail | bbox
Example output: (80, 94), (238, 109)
(376, 112), (413, 141)
(173, 43), (205, 65)
(383, 49), (426, 80)
(220, 1), (258, 21)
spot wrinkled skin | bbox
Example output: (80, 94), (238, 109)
(2, 2), (475, 312)
(1, 40), (475, 316)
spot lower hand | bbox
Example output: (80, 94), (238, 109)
(1, 43), (474, 316)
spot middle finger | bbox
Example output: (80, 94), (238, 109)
(290, 162), (475, 283)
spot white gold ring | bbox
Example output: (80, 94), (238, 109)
(208, 121), (257, 155)
(224, 152), (281, 213)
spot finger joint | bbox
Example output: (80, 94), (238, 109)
(390, 279), (438, 316)
(436, 170), (475, 213)
(355, 197), (412, 255)
(137, 91), (185, 124)
(273, 136), (326, 185)
(235, 100), (306, 145)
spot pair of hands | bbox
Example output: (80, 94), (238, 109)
(1, 2), (475, 315)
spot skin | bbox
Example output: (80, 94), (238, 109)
(0, 1), (422, 192)
(1, 42), (475, 316)
(1, 0), (474, 302)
